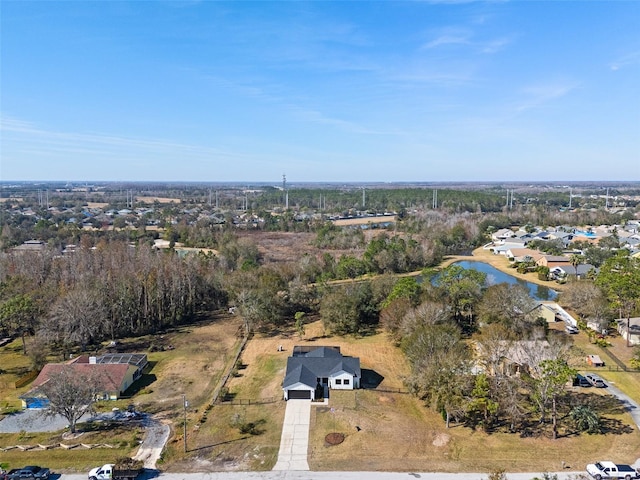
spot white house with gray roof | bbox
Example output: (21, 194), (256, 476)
(282, 346), (361, 400)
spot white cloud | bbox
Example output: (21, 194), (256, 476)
(516, 81), (578, 112)
(0, 115), (245, 160)
(610, 51), (640, 71)
(422, 34), (471, 49)
(286, 105), (405, 136)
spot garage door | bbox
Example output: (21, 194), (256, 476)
(287, 390), (311, 400)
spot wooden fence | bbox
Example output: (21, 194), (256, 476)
(14, 370), (39, 388)
(216, 396), (280, 406)
(598, 346), (640, 373)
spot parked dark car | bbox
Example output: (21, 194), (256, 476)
(573, 374), (591, 387)
(6, 467), (50, 480)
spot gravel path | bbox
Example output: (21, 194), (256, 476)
(0, 409), (116, 432)
(133, 416), (171, 469)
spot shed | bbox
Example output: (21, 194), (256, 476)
(586, 354), (605, 367)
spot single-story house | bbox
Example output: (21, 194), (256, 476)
(21, 353), (147, 408)
(491, 241), (529, 255)
(550, 264), (597, 280)
(505, 248), (544, 263)
(491, 228), (516, 243)
(282, 346), (361, 400)
(11, 240), (46, 253)
(536, 255), (571, 268)
(475, 340), (553, 377)
(617, 317), (640, 346)
(548, 232), (575, 247)
(530, 302), (557, 324)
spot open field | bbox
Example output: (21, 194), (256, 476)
(136, 196), (182, 204)
(309, 388), (639, 473)
(332, 216), (396, 227)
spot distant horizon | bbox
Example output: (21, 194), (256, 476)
(2, 180), (639, 187)
(2, 2), (639, 182)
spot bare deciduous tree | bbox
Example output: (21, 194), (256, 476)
(48, 288), (106, 351)
(38, 366), (105, 433)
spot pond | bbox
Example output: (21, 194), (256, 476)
(446, 260), (558, 301)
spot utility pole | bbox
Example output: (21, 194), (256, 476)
(362, 187), (365, 208)
(183, 394), (188, 453)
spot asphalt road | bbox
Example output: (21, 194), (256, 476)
(58, 471), (584, 480)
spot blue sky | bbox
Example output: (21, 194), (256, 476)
(1, 1), (639, 182)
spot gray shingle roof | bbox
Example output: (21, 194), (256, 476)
(283, 347), (361, 389)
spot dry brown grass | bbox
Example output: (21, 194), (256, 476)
(0, 425), (142, 471)
(135, 196), (182, 204)
(332, 216), (396, 227)
(309, 388), (640, 472)
(0, 339), (39, 411)
(134, 315), (244, 410)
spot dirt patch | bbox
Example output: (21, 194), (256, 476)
(236, 231), (318, 263)
(325, 432), (345, 445)
(134, 315), (243, 409)
(432, 433), (450, 447)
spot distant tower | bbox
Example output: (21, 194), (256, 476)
(282, 174), (287, 208)
(362, 187), (366, 208)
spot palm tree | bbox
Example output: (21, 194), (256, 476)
(570, 405), (600, 433)
(569, 254), (584, 269)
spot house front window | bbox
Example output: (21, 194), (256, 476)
(344, 379), (350, 385)
(335, 379), (342, 385)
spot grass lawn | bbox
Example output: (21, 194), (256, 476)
(0, 423), (141, 471)
(309, 389), (640, 473)
(0, 339), (38, 412)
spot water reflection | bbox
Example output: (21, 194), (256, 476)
(443, 260), (557, 301)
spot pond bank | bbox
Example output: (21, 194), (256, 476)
(438, 247), (567, 294)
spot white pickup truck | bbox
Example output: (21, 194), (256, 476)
(587, 461), (640, 479)
(88, 462), (142, 480)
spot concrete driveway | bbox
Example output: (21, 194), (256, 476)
(272, 399), (310, 471)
